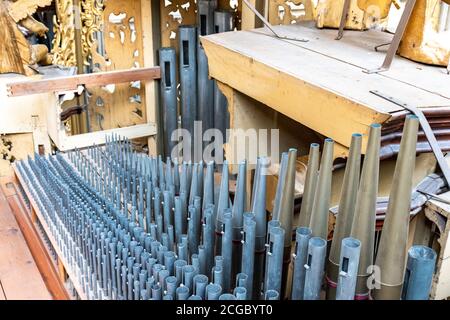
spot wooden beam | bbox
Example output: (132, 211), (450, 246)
(141, 0), (158, 155)
(7, 67), (161, 97)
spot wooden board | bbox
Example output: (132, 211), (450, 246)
(202, 23), (450, 151)
(6, 67), (160, 97)
(0, 183), (51, 300)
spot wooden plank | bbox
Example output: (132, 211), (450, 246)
(261, 23), (450, 100)
(13, 166), (89, 300)
(7, 67), (161, 97)
(0, 180), (52, 300)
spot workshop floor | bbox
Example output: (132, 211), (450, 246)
(0, 184), (51, 300)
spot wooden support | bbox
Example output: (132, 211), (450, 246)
(6, 67), (161, 97)
(141, 0), (158, 155)
(0, 176), (70, 300)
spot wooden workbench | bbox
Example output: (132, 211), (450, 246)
(202, 22), (450, 157)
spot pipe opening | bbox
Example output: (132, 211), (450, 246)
(164, 61), (172, 87)
(309, 237), (326, 247)
(343, 238), (360, 248)
(182, 40), (190, 66)
(200, 15), (207, 36)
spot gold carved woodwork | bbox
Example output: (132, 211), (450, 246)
(81, 0), (104, 66)
(398, 0), (450, 66)
(268, 0), (315, 25)
(52, 0), (77, 66)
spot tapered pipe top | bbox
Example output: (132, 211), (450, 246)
(298, 143), (320, 228)
(203, 161), (215, 211)
(328, 133), (362, 293)
(189, 163), (199, 205)
(372, 115), (419, 300)
(216, 161), (230, 230)
(232, 160), (247, 240)
(252, 157), (270, 250)
(350, 123), (381, 299)
(272, 149), (297, 248)
(309, 139), (334, 239)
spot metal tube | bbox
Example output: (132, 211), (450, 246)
(174, 259), (187, 286)
(236, 273), (248, 289)
(164, 251), (176, 276)
(179, 25), (197, 161)
(350, 124), (381, 300)
(174, 196), (183, 244)
(402, 246), (437, 300)
(219, 293), (237, 300)
(234, 286), (247, 300)
(309, 139), (334, 239)
(264, 226), (285, 295)
(206, 283), (222, 300)
(182, 265), (196, 293)
(221, 209), (233, 292)
(241, 213), (256, 299)
(165, 276), (178, 298)
(303, 237), (327, 300)
(291, 227), (312, 300)
(327, 134), (362, 299)
(336, 237), (361, 300)
(372, 115), (419, 300)
(197, 0), (217, 143)
(193, 274), (209, 299)
(203, 161), (215, 211)
(176, 285), (190, 300)
(215, 161), (230, 256)
(232, 160), (247, 279)
(212, 265), (223, 288)
(203, 207), (215, 276)
(298, 143), (320, 228)
(265, 290), (279, 300)
(272, 148), (297, 298)
(252, 157), (270, 300)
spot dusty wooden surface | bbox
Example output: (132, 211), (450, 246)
(202, 22), (450, 152)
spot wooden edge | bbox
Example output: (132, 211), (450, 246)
(11, 165), (90, 299)
(0, 175), (70, 300)
(7, 67), (161, 97)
